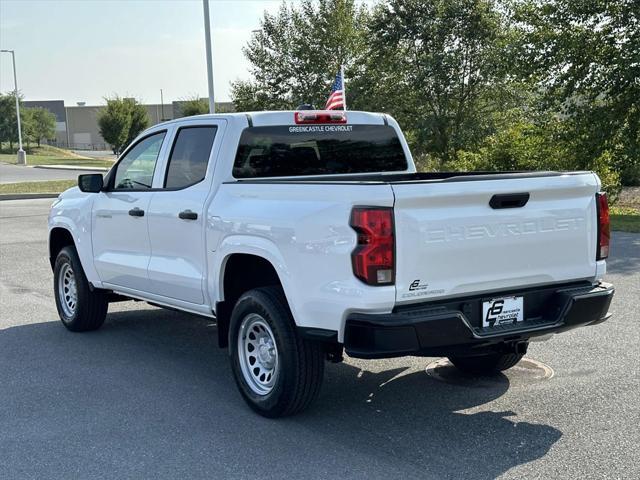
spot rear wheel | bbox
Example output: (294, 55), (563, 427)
(448, 351), (525, 375)
(54, 246), (108, 332)
(229, 286), (324, 417)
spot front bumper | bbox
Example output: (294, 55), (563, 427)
(344, 282), (614, 359)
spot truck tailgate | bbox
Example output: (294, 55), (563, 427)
(392, 173), (599, 304)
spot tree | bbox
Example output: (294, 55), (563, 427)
(234, 0), (633, 195)
(232, 0), (526, 162)
(365, 0), (522, 163)
(124, 98), (150, 147)
(23, 107), (56, 146)
(514, 0), (640, 185)
(21, 108), (36, 147)
(180, 96), (209, 117)
(0, 93), (20, 150)
(98, 96), (149, 154)
(231, 0), (370, 111)
(98, 98), (130, 154)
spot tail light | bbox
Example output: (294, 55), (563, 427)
(596, 192), (610, 260)
(350, 207), (395, 285)
(294, 110), (347, 124)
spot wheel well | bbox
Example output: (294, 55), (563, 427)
(49, 228), (75, 269)
(216, 254), (282, 348)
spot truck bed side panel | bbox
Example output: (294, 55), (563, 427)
(208, 183), (396, 339)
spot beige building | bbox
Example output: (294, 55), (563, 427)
(23, 99), (234, 151)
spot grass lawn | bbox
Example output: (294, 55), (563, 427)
(0, 180), (76, 194)
(610, 206), (640, 233)
(0, 145), (114, 169)
(611, 215), (640, 233)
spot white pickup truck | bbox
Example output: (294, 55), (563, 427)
(49, 110), (614, 417)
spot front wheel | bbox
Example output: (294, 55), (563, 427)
(448, 351), (525, 375)
(54, 246), (108, 332)
(229, 286), (324, 417)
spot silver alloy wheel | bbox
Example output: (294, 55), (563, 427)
(238, 313), (279, 395)
(58, 262), (78, 317)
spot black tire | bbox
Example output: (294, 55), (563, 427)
(53, 245), (108, 332)
(448, 351), (525, 375)
(229, 286), (324, 417)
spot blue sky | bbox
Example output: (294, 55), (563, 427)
(0, 0), (282, 105)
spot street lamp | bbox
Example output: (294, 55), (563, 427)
(0, 49), (26, 165)
(202, 0), (215, 113)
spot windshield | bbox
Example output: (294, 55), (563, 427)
(233, 125), (408, 178)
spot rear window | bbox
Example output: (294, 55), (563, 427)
(233, 125), (408, 178)
(164, 126), (217, 189)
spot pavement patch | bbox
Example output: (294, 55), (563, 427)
(425, 357), (554, 387)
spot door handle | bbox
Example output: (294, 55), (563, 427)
(489, 193), (530, 209)
(128, 207), (145, 217)
(179, 209), (198, 220)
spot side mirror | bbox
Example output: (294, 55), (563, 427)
(78, 174), (103, 193)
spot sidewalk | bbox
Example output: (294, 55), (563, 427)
(33, 164), (109, 172)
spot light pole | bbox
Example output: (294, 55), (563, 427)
(202, 0), (215, 113)
(0, 49), (26, 165)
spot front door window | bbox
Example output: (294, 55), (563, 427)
(113, 132), (166, 189)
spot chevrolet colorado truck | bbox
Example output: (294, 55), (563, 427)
(48, 110), (614, 417)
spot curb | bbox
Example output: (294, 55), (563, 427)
(0, 193), (60, 201)
(33, 165), (109, 172)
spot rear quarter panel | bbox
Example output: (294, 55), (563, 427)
(207, 182), (396, 340)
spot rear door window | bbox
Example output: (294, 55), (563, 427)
(164, 126), (217, 189)
(233, 125), (408, 178)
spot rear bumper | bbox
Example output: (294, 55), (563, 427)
(344, 282), (614, 359)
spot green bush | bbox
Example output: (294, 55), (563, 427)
(413, 153), (442, 172)
(439, 117), (622, 204)
(590, 152), (622, 204)
(180, 97), (209, 117)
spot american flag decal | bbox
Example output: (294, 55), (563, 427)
(325, 68), (346, 110)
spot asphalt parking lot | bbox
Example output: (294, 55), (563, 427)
(1, 199), (638, 480)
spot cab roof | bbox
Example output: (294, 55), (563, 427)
(155, 110), (388, 128)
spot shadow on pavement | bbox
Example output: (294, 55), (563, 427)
(0, 307), (562, 479)
(607, 232), (640, 276)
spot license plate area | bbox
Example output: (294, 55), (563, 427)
(482, 296), (524, 328)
